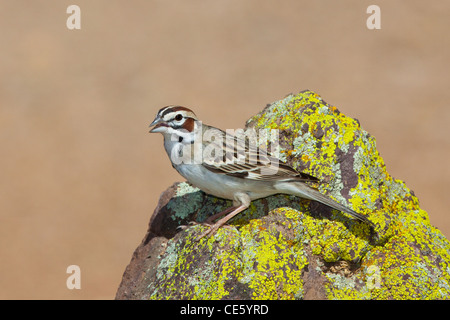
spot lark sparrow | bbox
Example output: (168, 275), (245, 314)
(149, 106), (373, 239)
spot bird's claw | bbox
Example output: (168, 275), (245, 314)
(195, 224), (235, 241)
(176, 220), (211, 232)
(177, 220), (234, 241)
(195, 225), (218, 241)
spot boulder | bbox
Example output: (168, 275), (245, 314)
(116, 90), (450, 300)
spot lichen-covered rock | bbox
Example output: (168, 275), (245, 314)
(116, 90), (450, 300)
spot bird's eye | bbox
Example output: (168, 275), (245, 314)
(175, 114), (183, 121)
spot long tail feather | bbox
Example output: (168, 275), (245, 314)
(276, 181), (374, 226)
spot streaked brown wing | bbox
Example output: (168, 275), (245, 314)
(201, 127), (319, 183)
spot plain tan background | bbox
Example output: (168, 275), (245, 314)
(1, 1), (449, 299)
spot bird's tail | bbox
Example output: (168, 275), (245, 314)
(275, 181), (373, 227)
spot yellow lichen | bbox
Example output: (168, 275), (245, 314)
(149, 90), (450, 300)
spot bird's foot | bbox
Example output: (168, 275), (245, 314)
(195, 222), (236, 241)
(177, 221), (230, 240)
(176, 220), (211, 231)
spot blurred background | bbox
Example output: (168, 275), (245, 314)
(1, 0), (449, 299)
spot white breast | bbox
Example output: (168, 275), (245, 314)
(175, 163), (277, 201)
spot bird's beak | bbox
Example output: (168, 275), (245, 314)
(149, 117), (168, 133)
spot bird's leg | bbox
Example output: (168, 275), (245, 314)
(196, 192), (251, 241)
(204, 206), (236, 224)
(196, 204), (248, 240)
(176, 206), (236, 232)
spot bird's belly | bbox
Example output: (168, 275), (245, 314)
(175, 164), (276, 201)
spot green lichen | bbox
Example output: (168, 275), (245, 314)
(167, 182), (202, 221)
(148, 90), (450, 300)
(148, 227), (242, 299)
(149, 207), (310, 300)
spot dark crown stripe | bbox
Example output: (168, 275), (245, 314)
(160, 106), (194, 118)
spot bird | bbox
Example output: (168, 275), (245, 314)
(149, 105), (373, 239)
